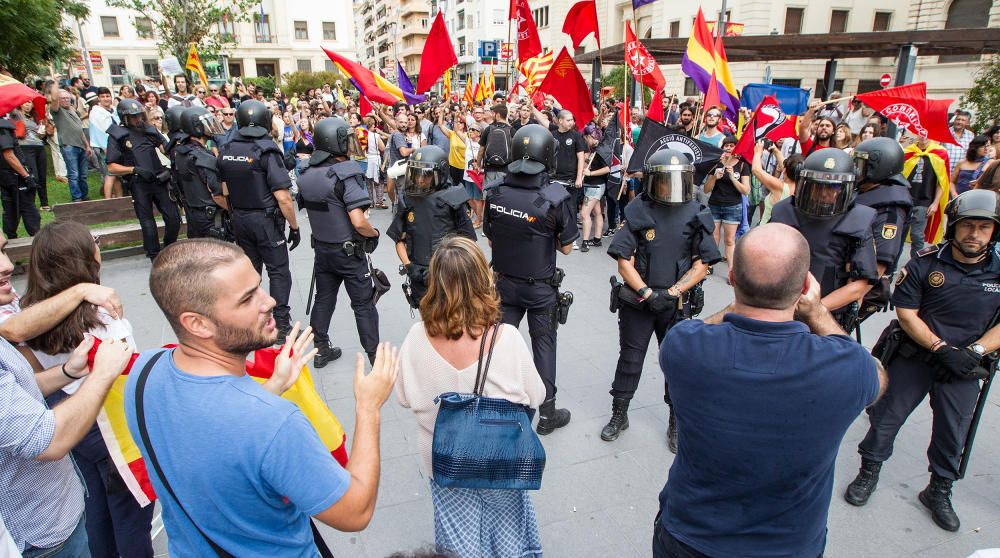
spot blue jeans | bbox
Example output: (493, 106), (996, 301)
(60, 145), (89, 201)
(22, 513), (90, 558)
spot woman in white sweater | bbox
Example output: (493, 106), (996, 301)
(396, 236), (546, 558)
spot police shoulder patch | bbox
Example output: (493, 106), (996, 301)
(407, 211), (415, 223)
(928, 270), (945, 288)
(916, 244), (940, 257)
(881, 224), (898, 240)
(124, 140), (132, 149)
(895, 267), (908, 286)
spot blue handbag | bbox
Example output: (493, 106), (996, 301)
(431, 324), (546, 490)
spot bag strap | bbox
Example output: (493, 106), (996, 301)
(135, 350), (235, 558)
(474, 323), (501, 396)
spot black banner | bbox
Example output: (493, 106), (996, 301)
(626, 119), (723, 184)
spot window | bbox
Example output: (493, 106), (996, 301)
(772, 78), (802, 88)
(324, 59), (335, 72)
(784, 8), (803, 34)
(256, 62), (276, 77)
(297, 59), (312, 72)
(872, 11), (892, 31)
(459, 39), (466, 56)
(142, 58), (159, 80)
(857, 79), (882, 93)
(135, 17), (154, 39)
(216, 15), (236, 39)
(830, 10), (848, 33)
(294, 21), (308, 40)
(669, 20), (680, 38)
(683, 77), (698, 97)
(101, 16), (120, 37)
(229, 61), (243, 78)
(109, 58), (127, 85)
(533, 6), (549, 28)
(815, 79), (845, 97)
(256, 14), (272, 43)
(940, 0), (990, 62)
(422, 18), (428, 28)
(493, 9), (504, 25)
(457, 10), (465, 30)
(323, 22), (336, 40)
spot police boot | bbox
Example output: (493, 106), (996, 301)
(667, 405), (678, 454)
(274, 319), (293, 346)
(844, 458), (882, 506)
(600, 397), (630, 442)
(918, 474), (961, 532)
(313, 343), (343, 369)
(536, 399), (571, 435)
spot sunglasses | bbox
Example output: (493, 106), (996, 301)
(151, 116), (163, 120)
(706, 113), (721, 118)
(222, 111), (234, 115)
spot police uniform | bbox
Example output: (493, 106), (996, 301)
(175, 142), (223, 238)
(0, 118), (40, 238)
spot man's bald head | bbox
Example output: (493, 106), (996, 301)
(731, 224), (810, 310)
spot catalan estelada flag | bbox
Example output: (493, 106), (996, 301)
(903, 141), (951, 244)
(185, 43), (209, 90)
(92, 341), (348, 506)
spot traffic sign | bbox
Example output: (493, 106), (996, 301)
(479, 40), (498, 59)
(880, 73), (892, 88)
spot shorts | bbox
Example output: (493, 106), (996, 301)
(709, 202), (743, 225)
(464, 180), (483, 200)
(356, 159), (368, 174)
(584, 183), (605, 200)
(365, 156), (381, 180)
(93, 147), (108, 178)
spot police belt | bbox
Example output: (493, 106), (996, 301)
(496, 267), (565, 287)
(232, 206), (279, 215)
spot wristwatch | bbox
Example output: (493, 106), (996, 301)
(970, 343), (987, 356)
(638, 286), (652, 300)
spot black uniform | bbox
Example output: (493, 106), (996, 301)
(298, 159), (379, 359)
(217, 132), (294, 328)
(175, 141), (223, 238)
(856, 175), (913, 320)
(106, 123), (181, 259)
(164, 130), (188, 202)
(386, 185), (476, 305)
(0, 119), (40, 238)
(607, 196), (720, 401)
(483, 172), (579, 400)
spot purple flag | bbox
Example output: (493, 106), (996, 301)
(631, 0), (656, 9)
(396, 60), (426, 105)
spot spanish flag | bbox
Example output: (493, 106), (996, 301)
(185, 43), (209, 90)
(903, 141), (951, 245)
(92, 341), (348, 506)
(0, 74), (45, 118)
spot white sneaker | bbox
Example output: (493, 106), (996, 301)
(572, 241), (580, 250)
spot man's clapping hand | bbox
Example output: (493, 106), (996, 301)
(355, 342), (400, 414)
(264, 322), (317, 396)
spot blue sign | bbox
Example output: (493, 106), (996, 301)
(479, 40), (498, 58)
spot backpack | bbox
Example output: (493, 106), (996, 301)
(484, 124), (511, 167)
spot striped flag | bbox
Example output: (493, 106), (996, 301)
(485, 66), (495, 99)
(0, 74), (44, 119)
(463, 78), (475, 104)
(185, 43), (209, 90)
(443, 68), (452, 100)
(518, 51), (554, 94)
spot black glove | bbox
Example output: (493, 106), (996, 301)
(134, 167), (157, 182)
(405, 263), (426, 283)
(20, 175), (38, 191)
(933, 345), (989, 381)
(286, 227), (301, 251)
(363, 230), (379, 253)
(645, 291), (678, 313)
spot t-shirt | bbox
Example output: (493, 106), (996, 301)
(696, 129), (725, 148)
(387, 131), (409, 166)
(88, 105), (116, 150)
(708, 159), (750, 207)
(510, 118), (537, 134)
(51, 106), (85, 148)
(907, 157), (937, 206)
(551, 128), (586, 181)
(659, 314), (879, 558)
(447, 130), (466, 169)
(124, 349), (351, 557)
(584, 153), (606, 186)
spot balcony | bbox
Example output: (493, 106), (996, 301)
(399, 0), (430, 17)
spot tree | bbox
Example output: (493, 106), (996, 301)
(602, 66), (653, 106)
(106, 0), (257, 77)
(282, 71), (350, 97)
(962, 55), (1000, 128)
(0, 0), (89, 79)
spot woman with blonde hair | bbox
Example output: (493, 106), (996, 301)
(396, 236), (546, 558)
(835, 123), (854, 153)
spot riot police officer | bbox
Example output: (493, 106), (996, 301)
(298, 118), (381, 367)
(387, 145), (476, 308)
(163, 105), (189, 204)
(853, 137), (913, 321)
(769, 149), (879, 330)
(176, 107), (226, 238)
(845, 190), (1000, 533)
(106, 98), (182, 260)
(217, 100), (300, 341)
(483, 124), (579, 435)
(602, 149), (721, 451)
(0, 116), (40, 238)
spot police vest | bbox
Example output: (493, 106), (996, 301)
(856, 175), (913, 212)
(298, 159), (369, 244)
(218, 135), (283, 209)
(402, 186), (471, 266)
(177, 143), (220, 208)
(771, 200), (877, 296)
(0, 119), (26, 176)
(488, 174), (568, 281)
(622, 197), (711, 288)
(108, 124), (163, 172)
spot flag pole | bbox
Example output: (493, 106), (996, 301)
(505, 16), (514, 94)
(632, 10), (644, 116)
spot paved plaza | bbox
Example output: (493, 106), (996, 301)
(42, 207), (1000, 557)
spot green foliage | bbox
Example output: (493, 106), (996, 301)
(0, 0), (89, 79)
(243, 75), (275, 97)
(962, 55), (1000, 128)
(602, 66), (652, 105)
(281, 71), (350, 97)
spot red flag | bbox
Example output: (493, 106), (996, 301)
(562, 0), (600, 49)
(733, 94), (798, 163)
(646, 89), (664, 123)
(514, 0), (543, 62)
(417, 12), (458, 93)
(359, 95), (373, 118)
(625, 21), (665, 92)
(0, 75), (45, 120)
(537, 47), (594, 131)
(323, 48), (400, 106)
(854, 83), (954, 144)
(704, 71), (722, 115)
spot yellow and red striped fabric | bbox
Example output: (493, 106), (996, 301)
(519, 51), (554, 94)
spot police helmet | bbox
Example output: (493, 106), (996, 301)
(508, 124), (556, 175)
(852, 137), (904, 184)
(405, 146), (449, 196)
(944, 189), (1000, 242)
(642, 148), (695, 205)
(164, 106), (186, 134)
(116, 98), (147, 129)
(793, 149), (858, 218)
(235, 100), (272, 138)
(310, 117), (352, 165)
(180, 106), (225, 139)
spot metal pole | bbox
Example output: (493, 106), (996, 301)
(887, 44), (918, 138)
(718, 0), (728, 39)
(76, 18), (95, 83)
(823, 59), (838, 100)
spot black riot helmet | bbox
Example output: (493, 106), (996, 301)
(852, 137), (904, 184)
(310, 117), (352, 165)
(405, 146), (449, 196)
(944, 189), (1000, 243)
(508, 124), (556, 175)
(181, 106), (225, 138)
(642, 148), (695, 205)
(164, 106), (186, 134)
(235, 100), (272, 138)
(116, 98), (147, 129)
(793, 149), (858, 218)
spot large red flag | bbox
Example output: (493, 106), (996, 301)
(0, 75), (45, 119)
(359, 95), (373, 118)
(646, 89), (664, 124)
(514, 0), (543, 62)
(624, 22), (665, 92)
(855, 82), (954, 144)
(562, 0), (600, 49)
(704, 71), (722, 115)
(733, 94), (798, 163)
(537, 47), (593, 131)
(417, 12), (458, 93)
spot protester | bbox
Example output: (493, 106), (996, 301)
(205, 84), (230, 109)
(579, 122), (608, 252)
(951, 135), (991, 195)
(834, 123), (854, 153)
(904, 135), (949, 256)
(751, 140), (800, 226)
(395, 237), (545, 557)
(798, 100), (837, 155)
(363, 115), (387, 209)
(653, 223), (886, 558)
(843, 98), (872, 135)
(88, 87), (120, 199)
(704, 136), (750, 266)
(696, 108), (726, 148)
(671, 105), (696, 137)
(464, 124), (484, 225)
(945, 110), (974, 174)
(167, 75), (198, 108)
(855, 123), (878, 146)
(48, 84), (93, 202)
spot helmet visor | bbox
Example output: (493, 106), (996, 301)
(198, 113), (225, 137)
(644, 166), (694, 204)
(794, 171), (857, 217)
(851, 150), (870, 183)
(125, 112), (148, 129)
(405, 165), (439, 195)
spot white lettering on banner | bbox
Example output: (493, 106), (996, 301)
(881, 103), (928, 138)
(490, 203), (537, 223)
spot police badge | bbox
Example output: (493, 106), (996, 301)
(928, 271), (945, 288)
(881, 224), (898, 240)
(645, 229), (655, 241)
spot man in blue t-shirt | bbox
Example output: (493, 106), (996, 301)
(124, 238), (399, 556)
(654, 223), (886, 558)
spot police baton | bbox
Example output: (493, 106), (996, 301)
(958, 365), (995, 479)
(305, 263), (316, 315)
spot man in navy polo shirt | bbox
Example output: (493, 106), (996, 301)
(654, 223), (887, 558)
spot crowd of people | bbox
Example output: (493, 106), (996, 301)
(2, 69), (1000, 558)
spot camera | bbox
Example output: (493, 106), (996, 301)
(761, 138), (774, 150)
